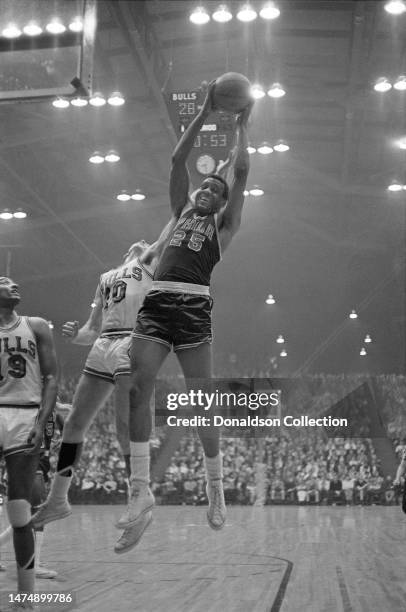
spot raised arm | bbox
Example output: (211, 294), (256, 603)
(217, 101), (253, 252)
(139, 216), (178, 271)
(27, 317), (58, 453)
(170, 82), (216, 218)
(62, 285), (103, 346)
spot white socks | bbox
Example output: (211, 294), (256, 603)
(50, 473), (72, 501)
(130, 442), (150, 487)
(204, 454), (223, 481)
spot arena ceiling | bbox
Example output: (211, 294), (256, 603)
(0, 0), (405, 374)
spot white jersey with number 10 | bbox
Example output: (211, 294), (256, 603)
(98, 257), (153, 336)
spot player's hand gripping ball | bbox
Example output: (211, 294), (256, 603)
(213, 72), (252, 113)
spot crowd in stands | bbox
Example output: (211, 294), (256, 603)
(1, 372), (405, 507)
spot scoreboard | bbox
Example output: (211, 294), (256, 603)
(165, 89), (236, 187)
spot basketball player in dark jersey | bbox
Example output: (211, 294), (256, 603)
(117, 82), (253, 547)
(0, 277), (57, 607)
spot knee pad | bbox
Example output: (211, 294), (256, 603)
(6, 499), (31, 528)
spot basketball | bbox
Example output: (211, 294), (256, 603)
(213, 72), (252, 113)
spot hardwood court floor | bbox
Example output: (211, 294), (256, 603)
(0, 505), (405, 612)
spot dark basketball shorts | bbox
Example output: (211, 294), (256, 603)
(132, 290), (213, 351)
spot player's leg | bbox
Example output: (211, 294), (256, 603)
(117, 337), (168, 532)
(6, 451), (39, 598)
(176, 343), (226, 530)
(32, 374), (113, 528)
(31, 470), (57, 579)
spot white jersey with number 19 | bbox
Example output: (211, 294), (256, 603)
(98, 257), (153, 337)
(0, 316), (42, 408)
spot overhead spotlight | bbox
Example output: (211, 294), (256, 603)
(398, 138), (406, 149)
(105, 151), (120, 163)
(52, 97), (69, 108)
(48, 321), (54, 330)
(274, 140), (290, 152)
(2, 24), (22, 38)
(280, 349), (287, 357)
(46, 20), (66, 34)
(91, 301), (97, 308)
(13, 210), (27, 219)
(243, 190), (250, 196)
(384, 0), (406, 14)
(257, 143), (273, 154)
(387, 181), (404, 191)
(247, 145), (256, 154)
(276, 334), (285, 343)
(249, 187), (264, 196)
(250, 84), (266, 99)
(0, 210), (13, 220)
(394, 75), (406, 90)
(23, 23), (43, 36)
(212, 5), (233, 22)
(266, 294), (276, 304)
(89, 152), (105, 164)
(236, 4), (258, 21)
(107, 92), (125, 106)
(68, 17), (83, 32)
(349, 309), (358, 319)
(267, 83), (286, 98)
(131, 190), (146, 201)
(259, 2), (281, 19)
(364, 334), (372, 343)
(190, 7), (211, 24)
(116, 191), (131, 202)
(89, 93), (106, 106)
(360, 347), (367, 356)
(70, 97), (88, 107)
(373, 77), (392, 92)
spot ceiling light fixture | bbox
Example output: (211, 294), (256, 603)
(46, 20), (66, 34)
(117, 191), (131, 202)
(384, 0), (406, 14)
(266, 294), (276, 304)
(236, 4), (257, 22)
(23, 23), (43, 36)
(89, 93), (106, 107)
(131, 190), (146, 201)
(70, 97), (88, 107)
(107, 92), (125, 106)
(267, 82), (286, 98)
(249, 187), (264, 196)
(387, 181), (404, 191)
(349, 310), (358, 319)
(212, 5), (233, 22)
(2, 24), (22, 38)
(52, 97), (69, 108)
(190, 7), (211, 24)
(105, 151), (120, 163)
(394, 75), (406, 90)
(250, 84), (266, 99)
(247, 145), (256, 154)
(68, 17), (83, 32)
(274, 140), (290, 152)
(257, 143), (273, 154)
(259, 2), (281, 19)
(89, 152), (105, 164)
(13, 210), (27, 219)
(373, 77), (392, 92)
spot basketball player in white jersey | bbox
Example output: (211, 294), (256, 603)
(0, 277), (58, 608)
(33, 225), (174, 553)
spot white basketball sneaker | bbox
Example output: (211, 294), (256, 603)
(206, 479), (226, 530)
(116, 483), (154, 530)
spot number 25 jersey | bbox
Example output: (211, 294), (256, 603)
(99, 257), (153, 336)
(0, 316), (42, 407)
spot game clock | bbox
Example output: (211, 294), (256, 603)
(196, 154), (216, 175)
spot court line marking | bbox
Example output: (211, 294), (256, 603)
(336, 565), (353, 612)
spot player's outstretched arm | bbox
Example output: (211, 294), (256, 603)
(170, 81), (216, 218)
(26, 317), (58, 453)
(218, 101), (253, 252)
(63, 285), (103, 346)
(139, 217), (178, 271)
